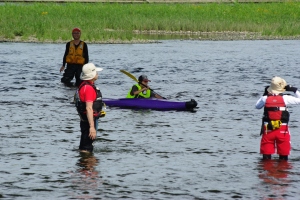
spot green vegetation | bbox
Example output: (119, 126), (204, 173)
(0, 2), (300, 42)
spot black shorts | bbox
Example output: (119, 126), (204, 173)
(61, 64), (83, 87)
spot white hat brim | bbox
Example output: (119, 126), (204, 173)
(80, 68), (103, 80)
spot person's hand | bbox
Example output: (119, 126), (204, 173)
(89, 127), (97, 140)
(263, 86), (269, 96)
(142, 87), (148, 91)
(285, 85), (298, 93)
(60, 66), (65, 73)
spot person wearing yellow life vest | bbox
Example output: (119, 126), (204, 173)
(60, 27), (89, 87)
(126, 75), (164, 99)
(256, 76), (300, 160)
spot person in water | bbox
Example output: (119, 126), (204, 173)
(126, 75), (164, 99)
(60, 27), (89, 87)
(74, 63), (104, 153)
(255, 76), (300, 160)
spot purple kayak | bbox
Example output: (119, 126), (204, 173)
(103, 98), (197, 111)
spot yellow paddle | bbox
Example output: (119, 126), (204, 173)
(120, 69), (166, 99)
(120, 69), (139, 83)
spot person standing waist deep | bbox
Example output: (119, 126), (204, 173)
(60, 27), (89, 87)
(255, 76), (300, 160)
(74, 63), (104, 153)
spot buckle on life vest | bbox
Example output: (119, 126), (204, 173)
(266, 107), (287, 111)
(93, 110), (106, 118)
(277, 107), (287, 111)
(99, 110), (106, 118)
(267, 120), (282, 131)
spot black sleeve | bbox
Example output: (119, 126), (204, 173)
(131, 85), (138, 96)
(83, 42), (89, 64)
(62, 42), (70, 67)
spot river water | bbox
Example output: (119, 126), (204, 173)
(1, 40), (300, 199)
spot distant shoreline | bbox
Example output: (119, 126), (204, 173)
(0, 0), (294, 3)
(1, 31), (300, 44)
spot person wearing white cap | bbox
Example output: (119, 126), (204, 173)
(256, 76), (300, 160)
(60, 27), (89, 87)
(74, 63), (104, 153)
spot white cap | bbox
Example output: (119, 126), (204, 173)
(80, 63), (103, 80)
(267, 76), (287, 94)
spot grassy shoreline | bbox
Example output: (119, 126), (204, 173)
(1, 31), (300, 44)
(1, 2), (300, 43)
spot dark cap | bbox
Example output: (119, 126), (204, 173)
(138, 75), (151, 82)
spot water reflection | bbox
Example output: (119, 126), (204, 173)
(71, 152), (100, 199)
(258, 160), (292, 200)
(77, 152), (99, 175)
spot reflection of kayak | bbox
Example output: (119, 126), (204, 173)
(103, 98), (197, 111)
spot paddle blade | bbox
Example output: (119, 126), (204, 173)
(120, 70), (139, 83)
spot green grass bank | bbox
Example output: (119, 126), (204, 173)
(1, 2), (300, 43)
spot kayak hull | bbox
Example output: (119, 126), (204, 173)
(103, 98), (197, 111)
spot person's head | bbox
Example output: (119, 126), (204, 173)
(80, 63), (103, 81)
(138, 75), (151, 85)
(267, 76), (287, 94)
(72, 27), (81, 40)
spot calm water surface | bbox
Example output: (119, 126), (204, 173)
(1, 40), (300, 199)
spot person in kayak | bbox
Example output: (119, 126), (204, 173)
(255, 76), (300, 160)
(60, 27), (89, 87)
(126, 75), (164, 99)
(74, 63), (104, 153)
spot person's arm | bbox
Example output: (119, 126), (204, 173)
(131, 85), (147, 96)
(295, 90), (300, 98)
(255, 96), (267, 109)
(82, 85), (97, 140)
(149, 90), (164, 99)
(86, 101), (96, 140)
(284, 85), (300, 105)
(60, 42), (70, 72)
(255, 86), (269, 109)
(83, 42), (89, 64)
(150, 91), (163, 99)
(283, 93), (300, 105)
(154, 93), (164, 99)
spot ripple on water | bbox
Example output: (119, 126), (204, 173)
(1, 41), (300, 199)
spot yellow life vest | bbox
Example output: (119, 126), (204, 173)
(66, 41), (85, 65)
(126, 84), (151, 98)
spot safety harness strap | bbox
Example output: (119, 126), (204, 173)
(265, 107), (287, 111)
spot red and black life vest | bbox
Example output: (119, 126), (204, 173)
(263, 94), (289, 123)
(75, 81), (103, 120)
